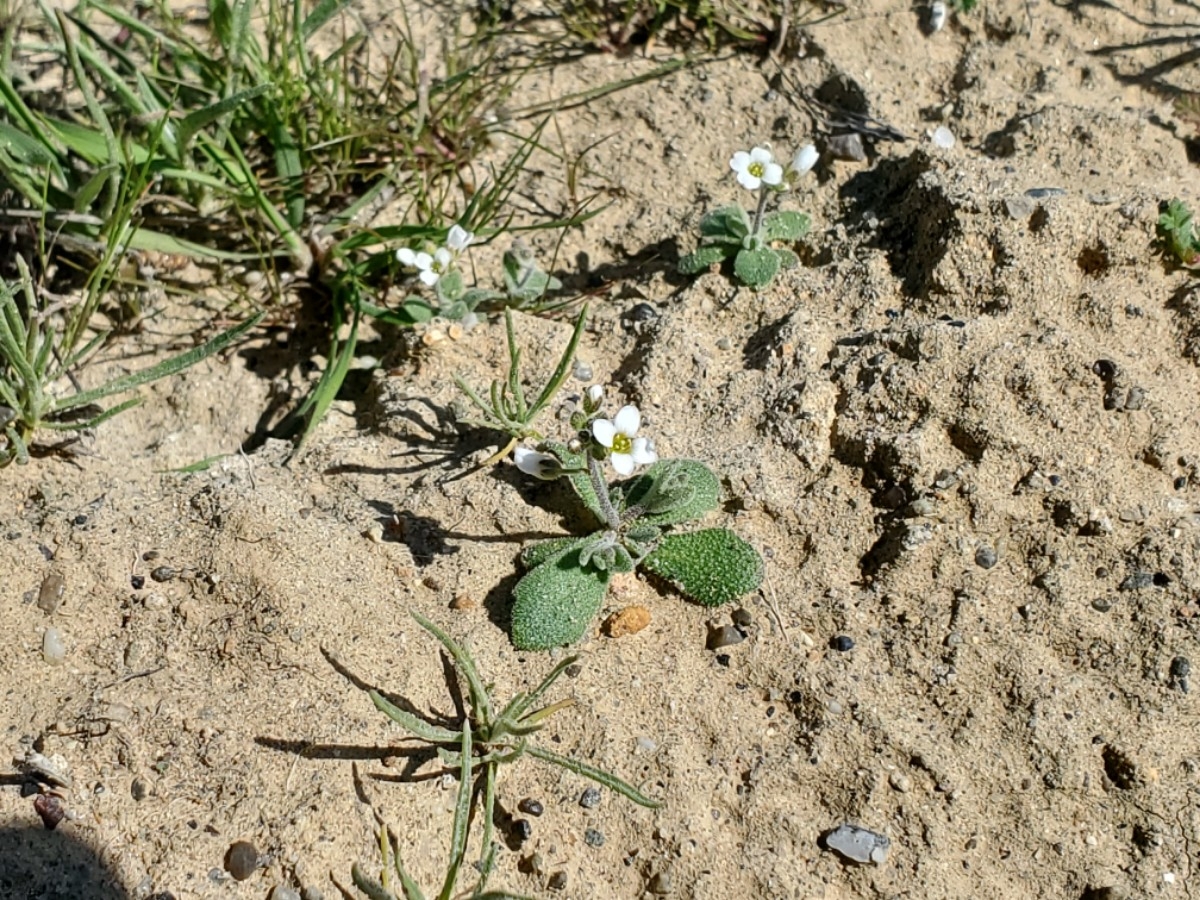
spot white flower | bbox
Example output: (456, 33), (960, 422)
(513, 446), (562, 480)
(447, 224), (474, 252)
(591, 404), (657, 476)
(787, 144), (819, 181)
(730, 146), (783, 191)
(397, 245), (453, 286)
(584, 384), (604, 413)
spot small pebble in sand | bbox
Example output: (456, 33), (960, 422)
(731, 607), (753, 627)
(42, 628), (66, 665)
(649, 872), (673, 894)
(37, 572), (65, 615)
(975, 545), (998, 569)
(831, 635), (855, 652)
(518, 797), (544, 817)
(889, 771), (912, 792)
(825, 823), (891, 865)
(548, 871), (568, 891)
(580, 787), (602, 809)
(604, 605), (650, 638)
(707, 624), (745, 651)
(511, 819), (533, 844)
(225, 841), (259, 881)
(931, 126), (955, 149)
(269, 887), (300, 900)
(584, 828), (605, 847)
(34, 794), (65, 830)
(1170, 656), (1191, 693)
(150, 566), (176, 583)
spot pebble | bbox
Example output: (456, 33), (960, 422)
(34, 794), (65, 830)
(1119, 572), (1155, 591)
(37, 572), (65, 615)
(975, 545), (998, 569)
(449, 594), (477, 610)
(130, 574), (145, 590)
(518, 797), (544, 817)
(931, 125), (955, 148)
(150, 566), (176, 583)
(511, 819), (532, 844)
(1004, 197), (1034, 220)
(42, 627), (66, 665)
(889, 771), (912, 792)
(584, 828), (605, 847)
(825, 823), (891, 865)
(269, 887), (300, 900)
(1091, 597), (1112, 613)
(830, 635), (854, 652)
(1170, 656), (1191, 692)
(580, 787), (602, 809)
(302, 889), (324, 900)
(547, 871), (568, 891)
(648, 872), (673, 894)
(731, 608), (753, 627)
(572, 360), (593, 382)
(827, 133), (867, 162)
(603, 605), (651, 638)
(627, 303), (658, 323)
(225, 841), (259, 881)
(131, 778), (148, 801)
(706, 624), (745, 651)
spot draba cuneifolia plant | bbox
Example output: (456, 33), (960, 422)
(348, 612), (657, 900)
(505, 388), (764, 650)
(678, 143), (818, 289)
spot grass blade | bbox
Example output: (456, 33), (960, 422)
(437, 719), (474, 900)
(367, 690), (461, 744)
(526, 745), (661, 809)
(411, 612), (493, 727)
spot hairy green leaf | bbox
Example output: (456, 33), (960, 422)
(762, 210), (810, 242)
(510, 547), (609, 650)
(641, 529), (763, 607)
(733, 247), (780, 289)
(677, 244), (731, 275)
(699, 205), (750, 241)
(618, 459), (719, 526)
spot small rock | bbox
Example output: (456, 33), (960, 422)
(584, 828), (605, 847)
(34, 794), (65, 830)
(830, 635), (854, 652)
(825, 823), (891, 865)
(130, 574), (145, 590)
(1170, 656), (1191, 693)
(579, 787), (602, 809)
(975, 546), (998, 569)
(731, 608), (753, 627)
(547, 871), (568, 891)
(706, 624), (745, 651)
(1004, 197), (1034, 220)
(37, 572), (65, 615)
(1092, 597), (1112, 613)
(511, 819), (532, 844)
(603, 605), (650, 638)
(889, 771), (912, 792)
(150, 566), (176, 583)
(827, 133), (867, 162)
(449, 594), (477, 610)
(131, 779), (149, 801)
(1119, 572), (1155, 591)
(364, 523), (384, 544)
(42, 627), (66, 665)
(627, 303), (658, 323)
(225, 841), (259, 881)
(268, 887), (300, 900)
(648, 872), (673, 894)
(931, 125), (955, 148)
(517, 797), (544, 817)
(572, 360), (593, 381)
(301, 889), (324, 900)
(635, 736), (658, 753)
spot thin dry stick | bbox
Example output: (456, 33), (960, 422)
(761, 564), (788, 641)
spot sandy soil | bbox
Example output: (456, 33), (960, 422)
(6, 0), (1200, 898)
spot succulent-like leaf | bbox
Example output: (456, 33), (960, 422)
(510, 547), (610, 650)
(775, 247), (800, 270)
(762, 210), (810, 242)
(699, 205), (751, 241)
(677, 244), (731, 274)
(641, 528), (763, 607)
(618, 459), (719, 526)
(521, 535), (591, 570)
(734, 247), (780, 289)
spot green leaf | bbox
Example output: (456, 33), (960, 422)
(368, 690), (461, 744)
(176, 83), (273, 152)
(510, 547), (610, 651)
(521, 535), (591, 570)
(733, 247), (780, 289)
(542, 441), (606, 528)
(618, 459), (720, 526)
(677, 244), (731, 275)
(525, 744), (661, 808)
(641, 529), (763, 607)
(1157, 199), (1200, 265)
(699, 205), (750, 241)
(775, 247), (800, 270)
(436, 268), (465, 303)
(762, 210), (810, 242)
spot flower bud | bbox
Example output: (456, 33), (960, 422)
(583, 384), (604, 414)
(786, 144), (819, 182)
(513, 447), (562, 481)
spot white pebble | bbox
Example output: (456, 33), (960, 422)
(932, 126), (956, 149)
(42, 627), (66, 665)
(930, 1), (947, 32)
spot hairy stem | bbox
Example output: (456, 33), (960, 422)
(751, 188), (771, 239)
(588, 454), (621, 529)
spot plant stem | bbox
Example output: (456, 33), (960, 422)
(751, 188), (771, 239)
(587, 454), (620, 529)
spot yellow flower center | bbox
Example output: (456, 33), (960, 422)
(748, 161), (765, 178)
(611, 433), (632, 455)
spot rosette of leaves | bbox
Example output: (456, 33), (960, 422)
(510, 447), (764, 650)
(1157, 199), (1200, 267)
(677, 205), (809, 289)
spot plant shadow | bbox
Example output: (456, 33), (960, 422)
(0, 820), (132, 900)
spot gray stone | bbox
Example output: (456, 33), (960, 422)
(825, 823), (891, 865)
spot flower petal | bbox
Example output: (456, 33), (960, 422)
(587, 384), (604, 405)
(592, 418), (617, 448)
(630, 437), (657, 466)
(736, 169), (761, 191)
(434, 247), (453, 266)
(748, 146), (774, 166)
(730, 150), (751, 173)
(396, 247), (417, 266)
(610, 452), (634, 477)
(419, 269), (440, 286)
(414, 251), (433, 270)
(613, 404), (641, 437)
(762, 162), (784, 186)
(791, 144), (818, 176)
(514, 447), (558, 480)
(447, 224), (473, 251)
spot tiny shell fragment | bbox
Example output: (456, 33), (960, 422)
(603, 606), (651, 638)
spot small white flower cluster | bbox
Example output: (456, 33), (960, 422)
(396, 224), (474, 287)
(513, 386), (658, 480)
(729, 144), (818, 191)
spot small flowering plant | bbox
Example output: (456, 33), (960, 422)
(506, 389), (764, 651)
(678, 143), (817, 289)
